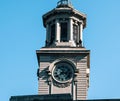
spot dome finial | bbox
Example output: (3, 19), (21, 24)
(57, 0), (72, 7)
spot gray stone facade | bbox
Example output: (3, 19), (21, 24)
(37, 47), (90, 100)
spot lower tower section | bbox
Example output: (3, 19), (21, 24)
(37, 47), (90, 100)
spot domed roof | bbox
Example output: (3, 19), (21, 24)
(42, 0), (86, 28)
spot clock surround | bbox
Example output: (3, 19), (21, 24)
(52, 62), (74, 84)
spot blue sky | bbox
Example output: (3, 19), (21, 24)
(0, 0), (120, 101)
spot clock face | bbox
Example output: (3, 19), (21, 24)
(52, 62), (73, 83)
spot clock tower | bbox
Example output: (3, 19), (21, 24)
(36, 0), (90, 100)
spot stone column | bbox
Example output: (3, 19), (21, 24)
(77, 23), (79, 45)
(55, 19), (60, 42)
(69, 18), (73, 42)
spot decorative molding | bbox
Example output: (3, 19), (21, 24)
(53, 80), (71, 88)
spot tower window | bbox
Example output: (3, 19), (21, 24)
(73, 24), (78, 43)
(60, 22), (68, 42)
(50, 24), (55, 44)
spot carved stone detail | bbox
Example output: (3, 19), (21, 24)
(53, 80), (71, 88)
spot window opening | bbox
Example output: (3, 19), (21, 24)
(60, 22), (68, 42)
(50, 24), (55, 45)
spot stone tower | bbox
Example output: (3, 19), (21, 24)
(36, 0), (90, 100)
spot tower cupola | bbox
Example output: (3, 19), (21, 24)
(43, 0), (86, 47)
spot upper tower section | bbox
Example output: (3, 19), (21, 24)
(43, 0), (86, 47)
